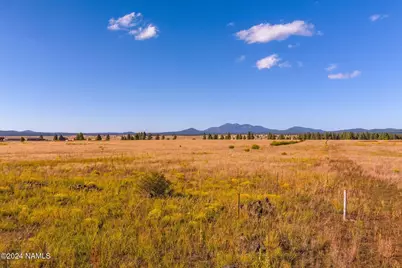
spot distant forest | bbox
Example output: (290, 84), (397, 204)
(201, 132), (401, 140)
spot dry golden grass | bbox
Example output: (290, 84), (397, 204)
(0, 139), (401, 267)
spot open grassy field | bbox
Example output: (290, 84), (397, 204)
(1, 139), (401, 267)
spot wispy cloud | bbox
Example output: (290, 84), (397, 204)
(108, 12), (158, 40)
(297, 61), (303, 68)
(325, 64), (338, 72)
(256, 54), (280, 70)
(108, 12), (141, 31)
(256, 54), (292, 70)
(236, 55), (246, 62)
(369, 14), (389, 22)
(328, 70), (361, 80)
(129, 24), (158, 40)
(288, 43), (300, 49)
(236, 20), (315, 44)
(278, 61), (292, 68)
(227, 22), (235, 27)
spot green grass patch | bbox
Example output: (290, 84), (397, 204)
(270, 140), (301, 146)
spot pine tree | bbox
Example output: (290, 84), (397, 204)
(156, 134), (160, 140)
(220, 134), (224, 140)
(76, 132), (85, 141)
(203, 133), (207, 140)
(20, 137), (25, 142)
(106, 134), (110, 141)
(53, 135), (58, 141)
(162, 135), (165, 140)
(173, 135), (177, 140)
(208, 134), (213, 140)
(213, 134), (218, 140)
(147, 133), (153, 140)
(96, 134), (102, 141)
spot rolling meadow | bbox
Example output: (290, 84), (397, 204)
(0, 139), (401, 267)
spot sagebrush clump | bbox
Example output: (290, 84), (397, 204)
(251, 144), (260, 150)
(135, 172), (172, 197)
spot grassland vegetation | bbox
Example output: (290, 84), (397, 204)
(0, 140), (401, 267)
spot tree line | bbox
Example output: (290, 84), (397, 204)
(121, 132), (177, 140)
(52, 133), (111, 141)
(297, 132), (402, 140)
(201, 131), (402, 140)
(36, 131), (402, 142)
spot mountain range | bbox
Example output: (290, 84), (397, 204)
(1, 123), (402, 136)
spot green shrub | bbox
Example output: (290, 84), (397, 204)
(229, 145), (235, 149)
(251, 144), (260, 150)
(135, 172), (172, 198)
(76, 132), (85, 141)
(244, 148), (250, 152)
(270, 140), (300, 146)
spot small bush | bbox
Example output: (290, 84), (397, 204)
(244, 148), (250, 152)
(251, 144), (260, 150)
(229, 145), (235, 149)
(135, 172), (172, 198)
(281, 152), (287, 155)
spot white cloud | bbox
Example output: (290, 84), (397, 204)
(236, 55), (246, 62)
(256, 54), (281, 70)
(130, 24), (158, 40)
(288, 43), (300, 49)
(227, 22), (235, 27)
(108, 12), (141, 31)
(369, 14), (389, 22)
(325, 64), (338, 72)
(236, 20), (315, 44)
(278, 61), (292, 68)
(328, 70), (361, 80)
(108, 12), (158, 41)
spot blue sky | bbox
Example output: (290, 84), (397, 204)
(1, 0), (401, 132)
